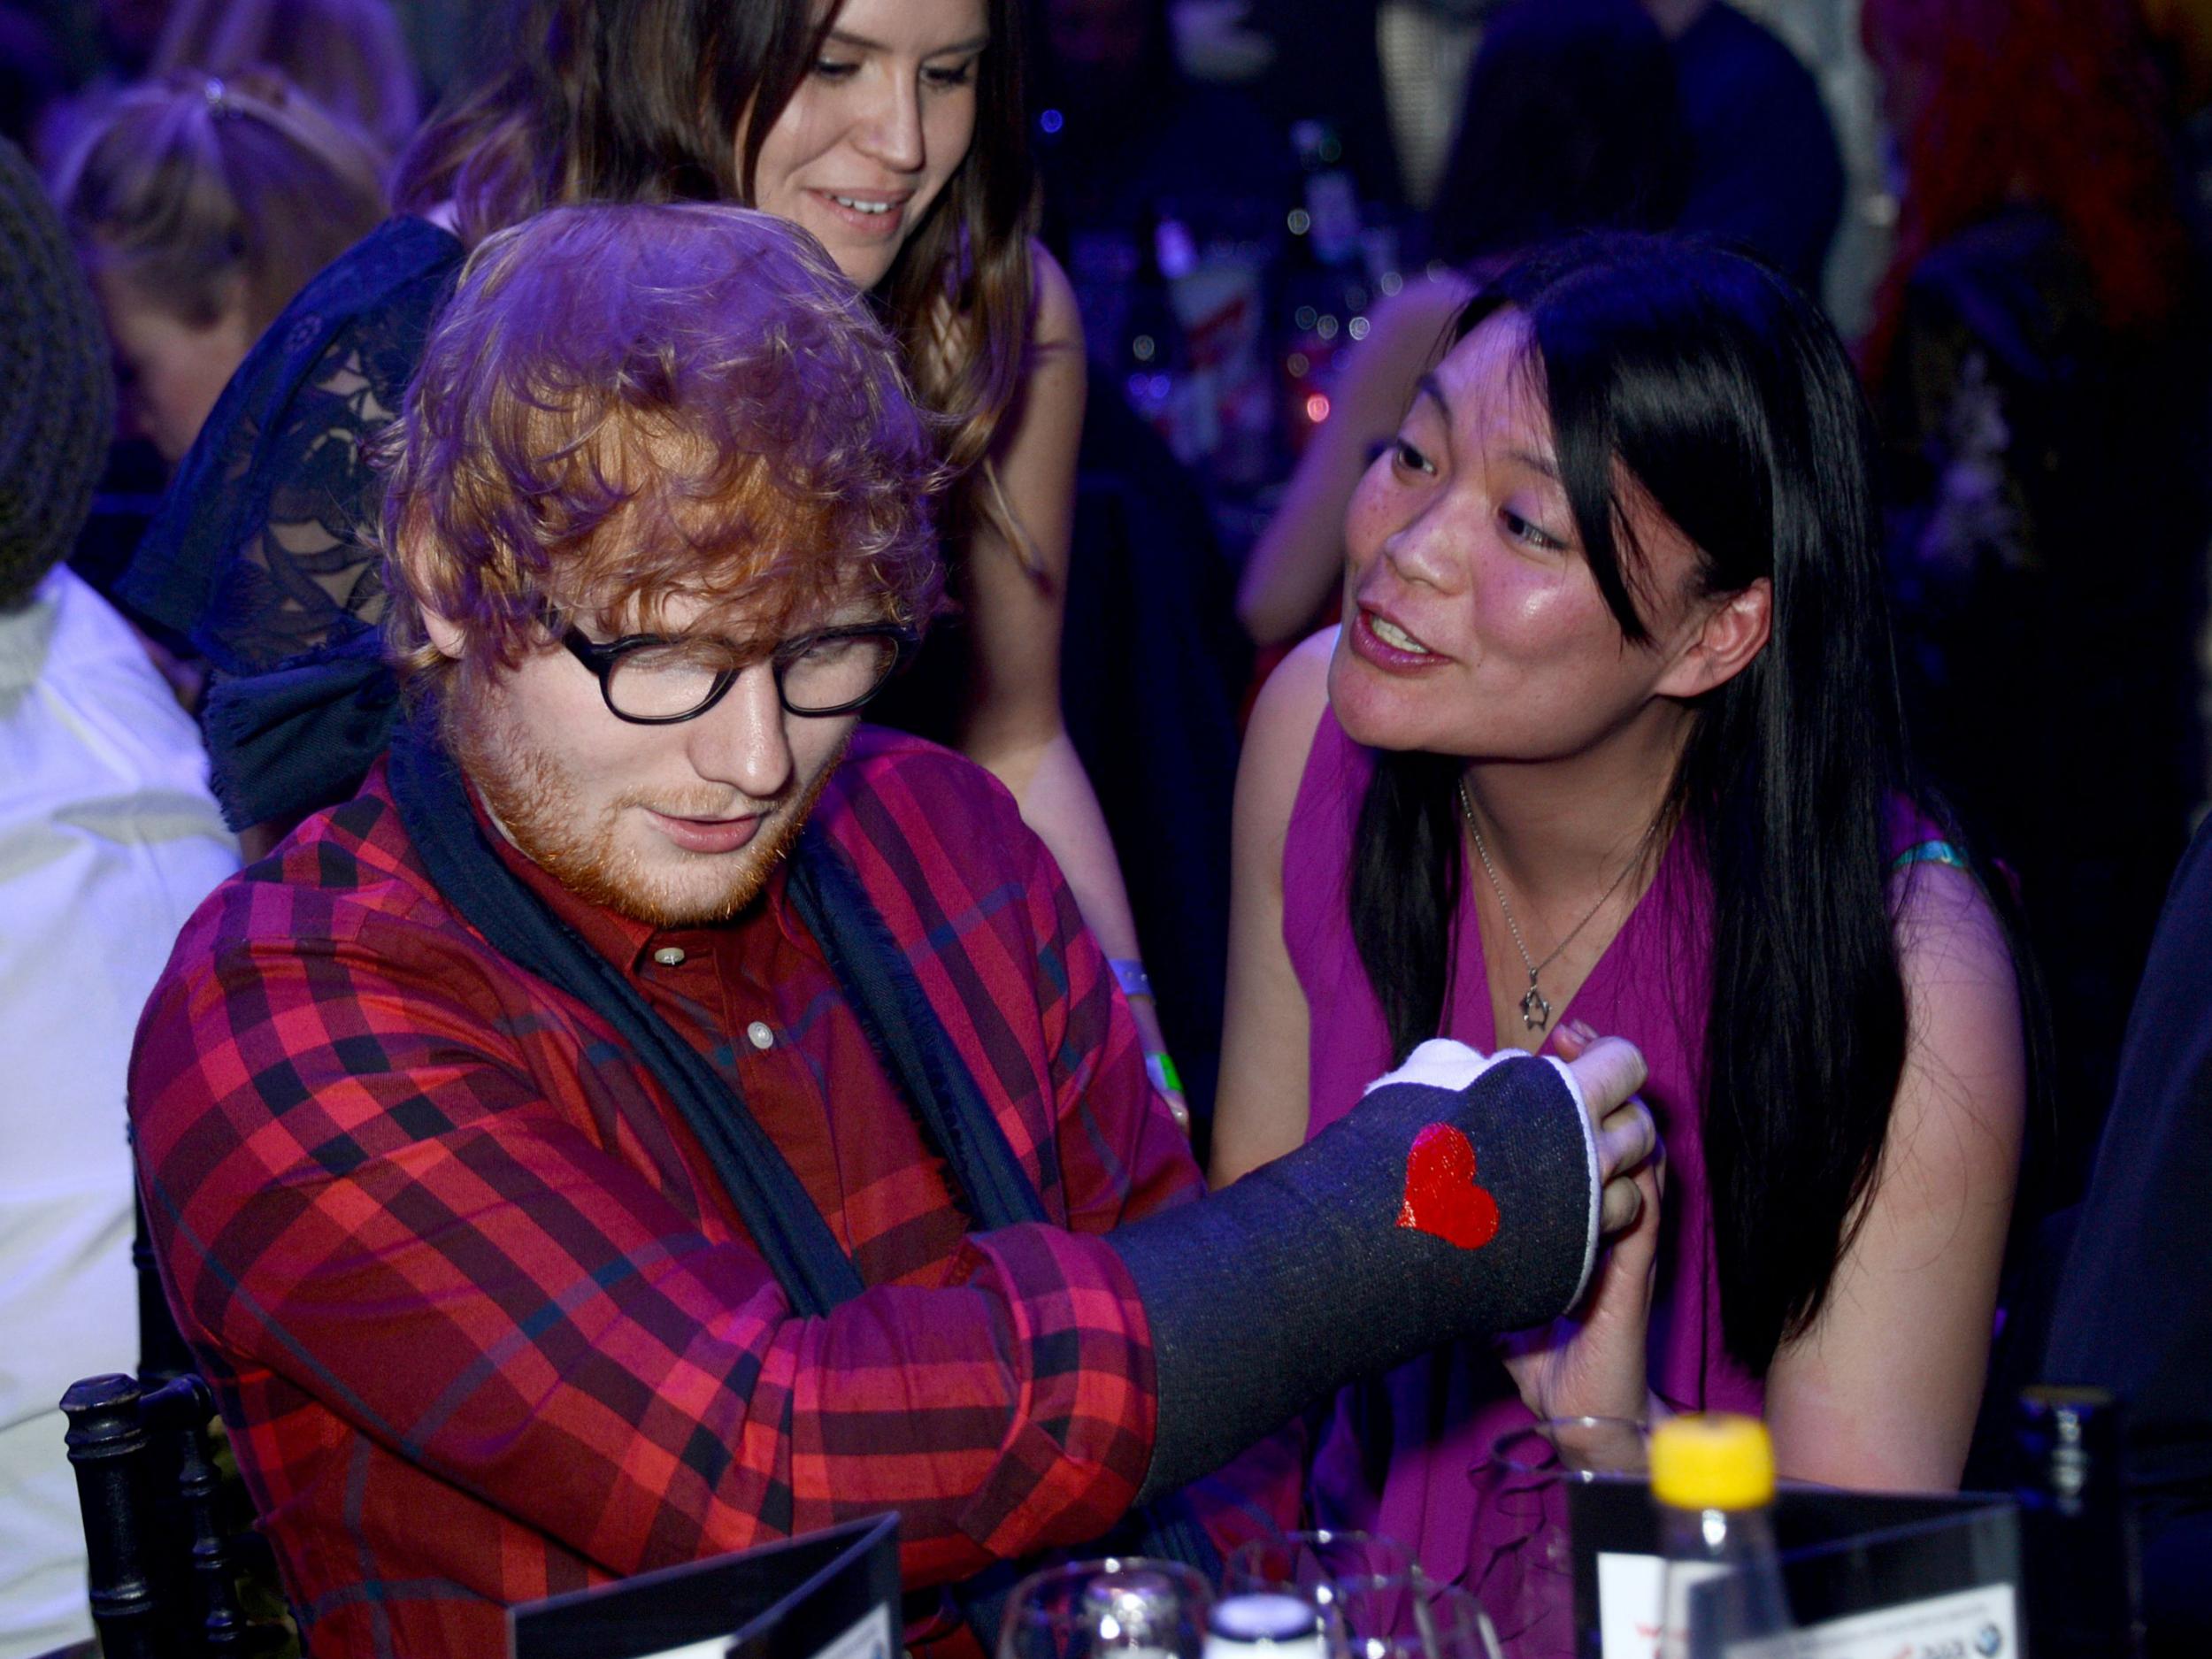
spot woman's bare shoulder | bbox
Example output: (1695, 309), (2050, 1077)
(1029, 238), (1083, 354)
(1251, 630), (1337, 748)
(1240, 629), (1340, 833)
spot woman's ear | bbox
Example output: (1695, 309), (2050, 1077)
(1656, 577), (1772, 699)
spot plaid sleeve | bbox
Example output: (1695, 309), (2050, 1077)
(832, 739), (1292, 1548)
(1028, 817), (1206, 1230)
(132, 887), (1158, 1590)
(1019, 815), (1310, 1550)
(830, 739), (1203, 1234)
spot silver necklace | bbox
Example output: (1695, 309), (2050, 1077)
(1455, 779), (1661, 1032)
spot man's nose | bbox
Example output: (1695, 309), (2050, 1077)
(687, 664), (794, 801)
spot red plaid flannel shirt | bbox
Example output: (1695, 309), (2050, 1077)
(131, 729), (1290, 1659)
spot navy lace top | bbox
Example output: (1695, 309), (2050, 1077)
(119, 216), (465, 826)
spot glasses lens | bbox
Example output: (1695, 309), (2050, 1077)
(604, 641), (732, 721)
(781, 632), (900, 713)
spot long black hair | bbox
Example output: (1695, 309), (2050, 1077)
(1349, 233), (2009, 1373)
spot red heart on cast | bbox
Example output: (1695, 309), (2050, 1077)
(1396, 1122), (1502, 1250)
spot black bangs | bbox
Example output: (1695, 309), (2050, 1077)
(1472, 246), (1789, 647)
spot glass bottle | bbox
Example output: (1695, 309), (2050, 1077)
(1203, 1593), (1327, 1659)
(998, 1560), (1212, 1659)
(2014, 1385), (2143, 1658)
(1651, 1414), (1797, 1659)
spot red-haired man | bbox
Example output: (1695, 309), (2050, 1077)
(130, 203), (1655, 1659)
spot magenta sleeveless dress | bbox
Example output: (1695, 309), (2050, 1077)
(1283, 707), (1765, 1591)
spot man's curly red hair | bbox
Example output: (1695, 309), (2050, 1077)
(379, 202), (948, 701)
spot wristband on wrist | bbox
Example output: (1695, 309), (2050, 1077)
(1107, 957), (1154, 999)
(1145, 1051), (1184, 1096)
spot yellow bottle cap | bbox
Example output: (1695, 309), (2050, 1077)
(1649, 1414), (1776, 1510)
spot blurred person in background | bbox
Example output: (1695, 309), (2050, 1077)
(94, 0), (171, 82)
(0, 4), (72, 152)
(1032, 0), (1291, 265)
(50, 69), (388, 472)
(112, 0), (1188, 1125)
(151, 0), (422, 159)
(1860, 0), (2207, 1163)
(1642, 0), (1846, 295)
(1236, 0), (1689, 650)
(1031, 0), (1286, 1126)
(47, 67), (387, 659)
(0, 134), (238, 1659)
(2030, 807), (2212, 1654)
(1226, 0), (1406, 211)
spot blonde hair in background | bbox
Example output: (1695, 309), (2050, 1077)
(49, 69), (389, 335)
(152, 0), (421, 159)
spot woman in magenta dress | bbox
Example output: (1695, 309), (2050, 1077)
(1212, 234), (2031, 1598)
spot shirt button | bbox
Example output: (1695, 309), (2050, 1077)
(652, 946), (687, 967)
(746, 1020), (775, 1051)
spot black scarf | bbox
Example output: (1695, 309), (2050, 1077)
(384, 715), (1217, 1640)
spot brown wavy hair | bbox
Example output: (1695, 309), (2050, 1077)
(1860, 0), (2192, 388)
(392, 0), (1038, 549)
(50, 68), (388, 333)
(379, 204), (948, 704)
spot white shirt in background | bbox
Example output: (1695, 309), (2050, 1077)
(0, 565), (239, 1659)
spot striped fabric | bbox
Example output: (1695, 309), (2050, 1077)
(130, 727), (1259, 1659)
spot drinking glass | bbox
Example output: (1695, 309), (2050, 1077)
(1468, 1417), (1649, 1659)
(1221, 1530), (1418, 1601)
(996, 1558), (1214, 1659)
(1322, 1574), (1499, 1659)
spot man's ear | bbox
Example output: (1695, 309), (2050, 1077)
(395, 515), (471, 662)
(1656, 577), (1772, 700)
(420, 603), (469, 661)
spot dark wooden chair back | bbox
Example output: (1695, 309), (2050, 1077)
(59, 1369), (286, 1659)
(56, 1194), (295, 1657)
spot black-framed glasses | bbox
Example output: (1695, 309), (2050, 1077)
(559, 622), (918, 725)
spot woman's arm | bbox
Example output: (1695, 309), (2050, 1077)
(1234, 274), (1472, 647)
(1764, 863), (2027, 1490)
(1208, 630), (1335, 1186)
(954, 245), (1182, 1112)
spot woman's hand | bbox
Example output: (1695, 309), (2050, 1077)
(1564, 1033), (1659, 1237)
(1500, 1021), (1664, 1425)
